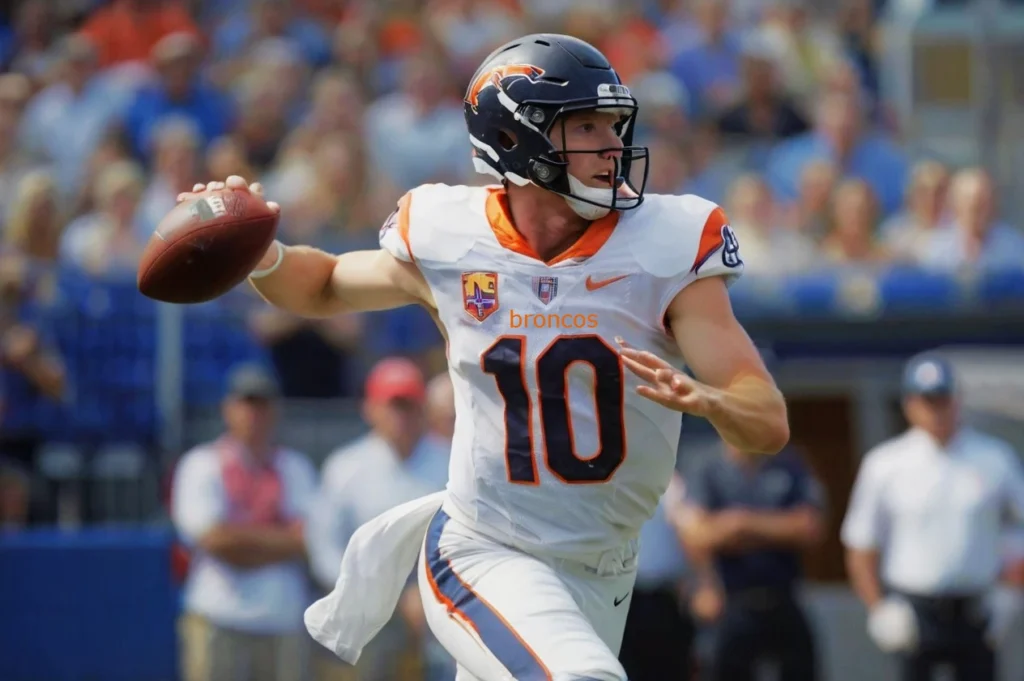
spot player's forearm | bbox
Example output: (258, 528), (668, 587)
(199, 524), (306, 568)
(846, 548), (884, 609)
(248, 243), (346, 318)
(703, 375), (789, 454)
(743, 508), (823, 549)
(249, 244), (424, 317)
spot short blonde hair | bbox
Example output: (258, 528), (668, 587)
(94, 160), (145, 210)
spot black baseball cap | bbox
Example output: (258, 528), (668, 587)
(225, 363), (281, 400)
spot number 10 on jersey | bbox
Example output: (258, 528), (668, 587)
(481, 334), (627, 485)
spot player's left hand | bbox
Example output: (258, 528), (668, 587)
(616, 337), (714, 417)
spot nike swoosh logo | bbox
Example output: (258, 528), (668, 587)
(585, 274), (628, 291)
(614, 592), (630, 607)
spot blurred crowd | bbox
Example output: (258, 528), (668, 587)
(1, 0), (1024, 522)
(0, 4), (1023, 681)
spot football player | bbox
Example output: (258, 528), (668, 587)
(180, 34), (788, 681)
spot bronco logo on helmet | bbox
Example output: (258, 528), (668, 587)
(465, 64), (546, 112)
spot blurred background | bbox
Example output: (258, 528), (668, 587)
(0, 0), (1023, 680)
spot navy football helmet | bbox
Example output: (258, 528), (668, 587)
(464, 34), (649, 219)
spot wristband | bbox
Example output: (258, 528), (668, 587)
(249, 240), (284, 279)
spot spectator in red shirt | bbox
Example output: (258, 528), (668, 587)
(79, 0), (199, 69)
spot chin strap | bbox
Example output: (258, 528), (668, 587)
(563, 193), (612, 220)
(563, 173), (639, 220)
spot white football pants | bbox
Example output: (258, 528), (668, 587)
(417, 508), (638, 681)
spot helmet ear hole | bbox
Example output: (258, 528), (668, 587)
(497, 129), (518, 151)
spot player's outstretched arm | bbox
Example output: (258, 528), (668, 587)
(177, 177), (433, 318)
(618, 276), (789, 454)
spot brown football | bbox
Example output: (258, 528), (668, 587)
(137, 190), (279, 304)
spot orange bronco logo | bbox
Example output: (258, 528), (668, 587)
(466, 64), (546, 112)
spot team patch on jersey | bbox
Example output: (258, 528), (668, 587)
(721, 225), (743, 268)
(531, 276), (558, 305)
(462, 271), (499, 322)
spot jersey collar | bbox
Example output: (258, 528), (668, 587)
(484, 187), (620, 266)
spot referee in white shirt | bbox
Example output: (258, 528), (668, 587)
(842, 352), (1024, 681)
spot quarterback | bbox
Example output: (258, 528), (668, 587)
(181, 34), (788, 681)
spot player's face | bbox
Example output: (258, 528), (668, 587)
(549, 110), (624, 190)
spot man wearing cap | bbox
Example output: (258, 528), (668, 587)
(842, 353), (1024, 681)
(307, 357), (451, 681)
(171, 363), (319, 681)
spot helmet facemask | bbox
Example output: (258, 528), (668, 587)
(526, 103), (649, 220)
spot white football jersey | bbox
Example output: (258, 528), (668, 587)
(380, 184), (743, 556)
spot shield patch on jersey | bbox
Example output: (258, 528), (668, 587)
(532, 276), (558, 305)
(462, 271), (499, 322)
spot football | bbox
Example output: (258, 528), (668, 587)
(137, 190), (279, 304)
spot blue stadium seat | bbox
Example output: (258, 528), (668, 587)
(728, 275), (790, 318)
(58, 276), (159, 442)
(876, 267), (961, 314)
(181, 296), (271, 407)
(976, 267), (1024, 306)
(780, 272), (842, 316)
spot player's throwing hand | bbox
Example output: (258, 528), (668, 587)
(616, 337), (715, 417)
(177, 175), (281, 213)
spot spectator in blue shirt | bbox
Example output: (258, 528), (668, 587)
(212, 0), (331, 70)
(19, 35), (131, 202)
(0, 172), (69, 521)
(668, 0), (744, 117)
(766, 90), (909, 216)
(920, 167), (1024, 272)
(123, 32), (234, 163)
(365, 56), (472, 190)
(716, 35), (810, 151)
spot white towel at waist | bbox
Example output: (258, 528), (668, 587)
(304, 490), (446, 664)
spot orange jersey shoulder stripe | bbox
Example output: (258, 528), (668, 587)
(690, 206), (729, 273)
(397, 191), (414, 261)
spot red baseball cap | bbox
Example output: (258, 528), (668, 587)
(365, 357), (426, 404)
